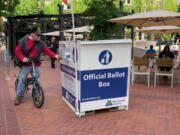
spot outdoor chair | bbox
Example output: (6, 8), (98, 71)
(145, 53), (156, 59)
(145, 53), (156, 67)
(154, 59), (175, 88)
(131, 58), (150, 86)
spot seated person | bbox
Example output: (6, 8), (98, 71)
(159, 45), (174, 60)
(145, 45), (156, 67)
(146, 45), (156, 58)
(159, 45), (174, 80)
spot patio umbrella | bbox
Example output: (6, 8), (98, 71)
(42, 31), (71, 36)
(136, 26), (180, 33)
(135, 26), (180, 53)
(42, 31), (83, 39)
(109, 10), (180, 58)
(109, 9), (180, 28)
(63, 26), (93, 33)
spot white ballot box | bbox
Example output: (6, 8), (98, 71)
(59, 40), (132, 117)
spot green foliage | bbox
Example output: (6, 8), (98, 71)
(0, 0), (19, 17)
(0, 23), (4, 32)
(15, 0), (40, 15)
(130, 0), (159, 13)
(84, 0), (120, 40)
(43, 0), (61, 14)
(123, 0), (178, 13)
(161, 34), (171, 41)
(0, 0), (19, 32)
(164, 0), (178, 11)
(178, 3), (180, 12)
(74, 0), (88, 13)
(162, 0), (179, 43)
(15, 0), (61, 15)
(123, 0), (179, 42)
(124, 28), (131, 39)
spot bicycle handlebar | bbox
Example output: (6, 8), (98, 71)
(26, 59), (44, 64)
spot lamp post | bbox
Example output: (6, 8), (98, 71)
(131, 9), (135, 59)
(58, 4), (64, 41)
(160, 0), (163, 9)
(119, 0), (125, 39)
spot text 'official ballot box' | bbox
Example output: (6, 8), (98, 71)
(59, 40), (132, 117)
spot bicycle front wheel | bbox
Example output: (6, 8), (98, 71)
(32, 83), (44, 108)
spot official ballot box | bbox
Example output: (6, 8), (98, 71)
(59, 40), (132, 117)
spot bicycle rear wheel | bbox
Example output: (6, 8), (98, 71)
(32, 83), (44, 108)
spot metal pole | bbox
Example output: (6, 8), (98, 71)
(70, 0), (78, 113)
(58, 4), (64, 41)
(4, 36), (11, 80)
(131, 9), (135, 59)
(119, 0), (124, 39)
(70, 0), (75, 41)
(160, 0), (163, 9)
(131, 28), (134, 59)
(159, 0), (163, 54)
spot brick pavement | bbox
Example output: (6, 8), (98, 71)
(0, 52), (21, 135)
(1, 51), (180, 135)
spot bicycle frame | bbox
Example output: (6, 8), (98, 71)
(15, 59), (45, 108)
(16, 60), (41, 92)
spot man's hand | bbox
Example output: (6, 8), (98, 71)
(22, 57), (29, 63)
(55, 55), (60, 60)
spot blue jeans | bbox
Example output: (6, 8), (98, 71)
(16, 66), (41, 97)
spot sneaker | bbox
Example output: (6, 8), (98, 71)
(14, 96), (23, 105)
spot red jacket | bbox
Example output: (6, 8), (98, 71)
(15, 37), (56, 66)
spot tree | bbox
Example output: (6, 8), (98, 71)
(164, 0), (178, 11)
(74, 0), (89, 13)
(161, 0), (179, 42)
(124, 0), (178, 14)
(15, 0), (62, 15)
(84, 0), (120, 40)
(0, 0), (19, 32)
(15, 0), (40, 15)
(0, 0), (19, 17)
(43, 0), (61, 14)
(129, 0), (160, 13)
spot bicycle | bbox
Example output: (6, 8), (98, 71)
(15, 60), (44, 108)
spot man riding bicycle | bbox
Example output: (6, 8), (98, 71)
(14, 27), (59, 105)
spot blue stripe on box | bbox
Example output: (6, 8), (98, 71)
(80, 67), (128, 102)
(60, 64), (80, 80)
(62, 87), (76, 109)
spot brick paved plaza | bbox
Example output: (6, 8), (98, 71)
(1, 52), (180, 135)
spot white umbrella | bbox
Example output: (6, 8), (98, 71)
(109, 10), (180, 58)
(42, 31), (58, 36)
(109, 10), (180, 28)
(136, 26), (180, 33)
(63, 26), (93, 33)
(42, 31), (83, 39)
(42, 31), (71, 37)
(136, 26), (180, 53)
